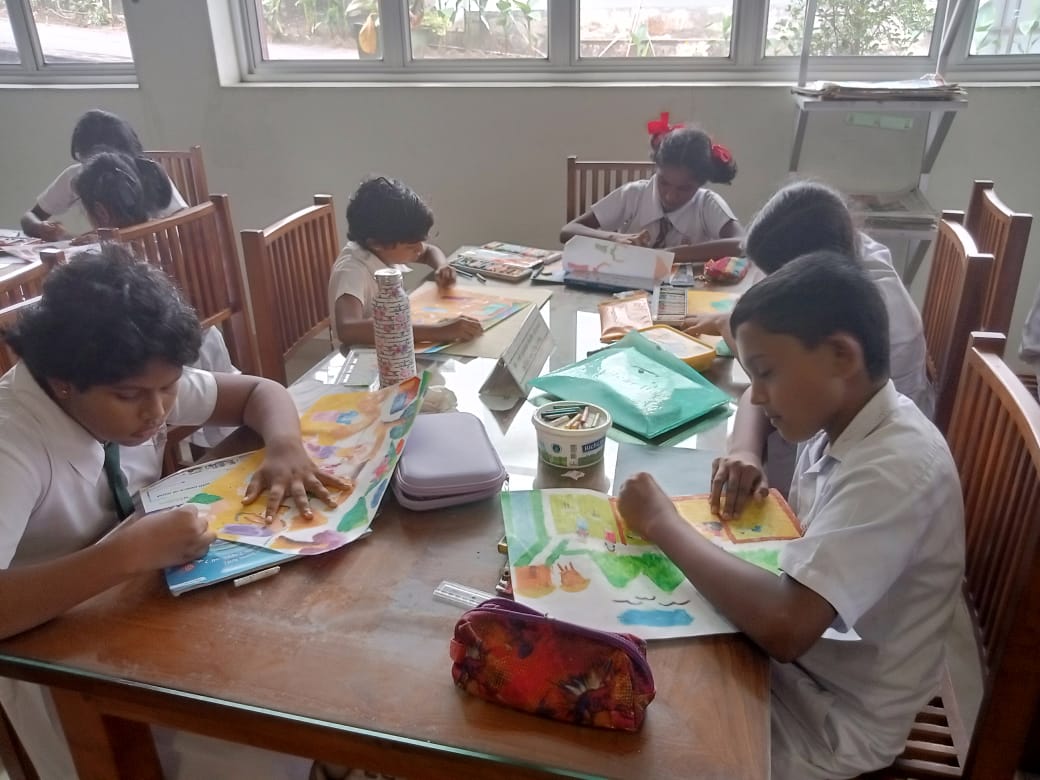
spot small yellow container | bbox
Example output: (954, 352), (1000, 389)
(638, 325), (716, 371)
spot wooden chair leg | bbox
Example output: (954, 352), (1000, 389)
(0, 704), (40, 780)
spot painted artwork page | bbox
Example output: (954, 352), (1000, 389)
(190, 375), (426, 556)
(408, 283), (528, 330)
(501, 488), (801, 640)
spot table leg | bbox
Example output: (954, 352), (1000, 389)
(51, 688), (163, 780)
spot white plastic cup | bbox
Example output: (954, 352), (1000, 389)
(532, 401), (612, 469)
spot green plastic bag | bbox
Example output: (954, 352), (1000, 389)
(529, 331), (731, 439)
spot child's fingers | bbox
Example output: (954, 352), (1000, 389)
(242, 474), (263, 505)
(288, 480), (313, 518)
(305, 474), (336, 507)
(264, 484), (286, 520)
(316, 470), (352, 493)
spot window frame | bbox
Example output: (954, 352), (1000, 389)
(0, 0), (136, 84)
(231, 0), (1040, 83)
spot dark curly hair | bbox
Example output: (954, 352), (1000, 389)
(75, 149), (174, 228)
(345, 176), (434, 248)
(3, 244), (202, 389)
(70, 109), (143, 161)
(654, 127), (737, 186)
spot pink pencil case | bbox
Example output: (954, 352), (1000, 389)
(392, 412), (508, 510)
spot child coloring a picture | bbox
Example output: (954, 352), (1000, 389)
(617, 252), (964, 779)
(560, 126), (743, 262)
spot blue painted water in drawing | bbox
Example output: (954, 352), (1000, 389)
(617, 609), (694, 627)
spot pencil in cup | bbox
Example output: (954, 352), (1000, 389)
(532, 401), (611, 468)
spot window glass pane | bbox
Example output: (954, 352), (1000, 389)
(765, 0), (938, 56)
(410, 0), (548, 60)
(29, 0), (133, 63)
(579, 1), (733, 59)
(0, 7), (21, 64)
(257, 0), (382, 60)
(971, 0), (1040, 54)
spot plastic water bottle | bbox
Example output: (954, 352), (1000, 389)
(372, 267), (416, 386)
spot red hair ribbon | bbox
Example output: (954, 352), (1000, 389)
(647, 111), (683, 150)
(711, 143), (732, 164)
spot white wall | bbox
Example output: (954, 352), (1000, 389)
(1, 0), (1038, 370)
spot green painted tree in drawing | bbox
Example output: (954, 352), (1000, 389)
(769, 0), (935, 56)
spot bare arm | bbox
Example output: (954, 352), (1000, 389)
(669, 220), (744, 263)
(618, 474), (836, 662)
(334, 294), (481, 349)
(20, 204), (70, 241)
(709, 387), (773, 518)
(560, 210), (648, 245)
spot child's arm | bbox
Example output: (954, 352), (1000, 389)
(334, 294), (482, 349)
(560, 210), (651, 246)
(683, 311), (738, 356)
(668, 220), (744, 263)
(617, 473), (837, 662)
(203, 373), (352, 519)
(709, 387), (771, 518)
(20, 204), (71, 242)
(419, 243), (456, 288)
(0, 504), (213, 639)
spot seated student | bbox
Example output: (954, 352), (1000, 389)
(329, 176), (482, 347)
(688, 181), (933, 505)
(20, 109), (187, 241)
(0, 245), (347, 779)
(617, 252), (964, 779)
(559, 127), (743, 262)
(75, 150), (239, 448)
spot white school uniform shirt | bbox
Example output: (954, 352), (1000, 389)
(858, 233), (934, 418)
(769, 381), (964, 780)
(327, 241), (412, 343)
(590, 176), (737, 248)
(36, 162), (188, 220)
(0, 363), (218, 780)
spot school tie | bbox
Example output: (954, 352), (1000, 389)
(652, 215), (671, 249)
(102, 442), (136, 521)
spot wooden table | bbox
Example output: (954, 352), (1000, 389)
(0, 283), (769, 779)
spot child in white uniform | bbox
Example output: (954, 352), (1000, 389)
(0, 245), (348, 779)
(560, 127), (743, 262)
(617, 252), (964, 778)
(687, 181), (933, 506)
(329, 176), (482, 347)
(20, 109), (186, 241)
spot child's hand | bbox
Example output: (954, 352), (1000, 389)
(244, 439), (353, 520)
(435, 265), (456, 288)
(70, 231), (98, 246)
(710, 451), (768, 520)
(617, 472), (677, 541)
(112, 504), (216, 572)
(613, 230), (651, 247)
(682, 312), (726, 337)
(37, 221), (71, 242)
(432, 315), (483, 342)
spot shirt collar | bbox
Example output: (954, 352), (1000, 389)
(823, 380), (900, 465)
(10, 363), (105, 483)
(642, 176), (700, 229)
(348, 241), (387, 274)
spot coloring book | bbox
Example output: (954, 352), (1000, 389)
(190, 375), (427, 556)
(501, 488), (804, 640)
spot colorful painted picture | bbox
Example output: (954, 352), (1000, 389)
(501, 488), (802, 640)
(685, 289), (740, 315)
(408, 283), (528, 330)
(190, 375), (428, 556)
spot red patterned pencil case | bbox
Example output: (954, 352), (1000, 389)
(702, 256), (749, 284)
(449, 598), (656, 731)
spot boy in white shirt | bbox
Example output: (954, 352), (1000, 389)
(329, 176), (481, 347)
(0, 245), (348, 779)
(617, 251), (964, 779)
(559, 127), (743, 262)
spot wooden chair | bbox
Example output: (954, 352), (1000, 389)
(241, 194), (339, 385)
(868, 333), (1040, 779)
(0, 249), (65, 373)
(98, 196), (259, 377)
(144, 145), (210, 207)
(920, 213), (993, 431)
(962, 180), (1033, 335)
(566, 156), (655, 222)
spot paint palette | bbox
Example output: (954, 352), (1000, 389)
(652, 285), (740, 325)
(452, 248), (539, 282)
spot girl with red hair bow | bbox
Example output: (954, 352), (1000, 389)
(561, 121), (743, 263)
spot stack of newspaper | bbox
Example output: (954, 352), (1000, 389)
(793, 78), (966, 101)
(848, 188), (937, 232)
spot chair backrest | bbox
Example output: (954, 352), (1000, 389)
(0, 249), (65, 374)
(920, 213), (993, 430)
(0, 297), (40, 375)
(964, 181), (1033, 335)
(241, 195), (340, 384)
(144, 146), (210, 207)
(944, 332), (1040, 778)
(566, 156), (655, 223)
(98, 196), (259, 376)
